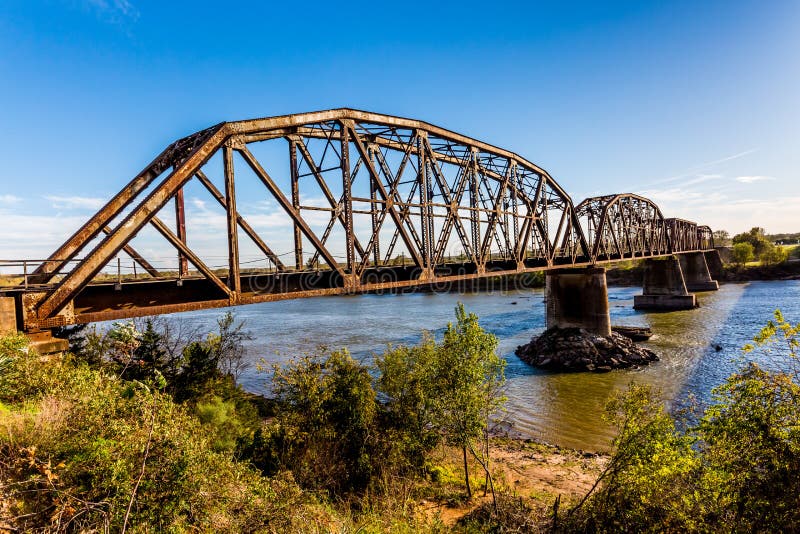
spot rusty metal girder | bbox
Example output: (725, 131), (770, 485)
(4, 108), (716, 332)
(575, 193), (670, 262)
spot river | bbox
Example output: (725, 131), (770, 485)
(163, 280), (800, 451)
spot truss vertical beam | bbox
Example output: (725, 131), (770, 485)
(417, 133), (431, 271)
(223, 145), (241, 298)
(368, 144), (381, 267)
(289, 137), (303, 270)
(174, 180), (189, 277)
(339, 123), (355, 274)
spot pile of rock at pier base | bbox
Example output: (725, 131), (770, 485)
(515, 327), (658, 372)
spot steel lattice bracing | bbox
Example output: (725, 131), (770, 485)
(1, 109), (715, 332)
(574, 194), (670, 261)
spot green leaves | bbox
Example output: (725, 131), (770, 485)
(571, 309), (800, 532)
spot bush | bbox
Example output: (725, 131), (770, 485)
(566, 309), (800, 532)
(248, 349), (378, 494)
(0, 342), (322, 532)
(759, 243), (789, 265)
(732, 242), (755, 265)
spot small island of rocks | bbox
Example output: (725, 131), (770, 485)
(515, 327), (659, 372)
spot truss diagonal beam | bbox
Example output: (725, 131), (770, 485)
(194, 170), (287, 271)
(236, 145), (345, 277)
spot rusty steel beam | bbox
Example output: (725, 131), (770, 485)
(100, 226), (160, 278)
(34, 124), (230, 321)
(289, 137), (303, 270)
(17, 108), (717, 332)
(174, 184), (189, 277)
(223, 145), (241, 298)
(30, 124), (223, 283)
(236, 145), (345, 277)
(193, 170), (287, 271)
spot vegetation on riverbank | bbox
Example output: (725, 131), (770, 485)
(1, 306), (799, 531)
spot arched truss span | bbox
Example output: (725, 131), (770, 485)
(574, 194), (669, 262)
(28, 109), (591, 328)
(697, 225), (715, 250)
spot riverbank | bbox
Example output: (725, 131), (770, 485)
(419, 437), (607, 528)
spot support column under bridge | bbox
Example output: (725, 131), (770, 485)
(634, 256), (697, 310)
(545, 267), (611, 337)
(679, 252), (720, 292)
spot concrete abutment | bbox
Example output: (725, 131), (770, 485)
(1, 295), (68, 356)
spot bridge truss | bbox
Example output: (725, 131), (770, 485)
(0, 109), (715, 331)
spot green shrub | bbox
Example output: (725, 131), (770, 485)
(0, 337), (323, 532)
(566, 309), (800, 532)
(248, 349), (378, 494)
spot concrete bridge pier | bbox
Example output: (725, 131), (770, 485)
(633, 257), (697, 310)
(703, 249), (724, 280)
(679, 252), (720, 292)
(545, 267), (611, 337)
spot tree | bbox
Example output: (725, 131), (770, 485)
(759, 243), (788, 265)
(566, 310), (800, 532)
(732, 242), (754, 266)
(434, 303), (506, 501)
(733, 227), (770, 256)
(712, 229), (731, 247)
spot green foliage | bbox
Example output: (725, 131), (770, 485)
(377, 304), (506, 499)
(570, 384), (700, 532)
(731, 226), (789, 265)
(249, 349), (378, 494)
(759, 243), (789, 265)
(699, 363), (800, 529)
(731, 241), (755, 265)
(567, 309), (800, 532)
(437, 304), (505, 451)
(376, 337), (442, 472)
(0, 341), (319, 532)
(733, 226), (770, 256)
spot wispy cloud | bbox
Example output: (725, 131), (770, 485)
(44, 195), (105, 210)
(0, 194), (22, 205)
(735, 175), (775, 184)
(81, 0), (140, 24)
(644, 148), (758, 188)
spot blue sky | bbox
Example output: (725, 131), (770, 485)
(0, 0), (798, 263)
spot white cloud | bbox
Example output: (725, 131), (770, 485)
(83, 0), (139, 23)
(0, 194), (21, 205)
(644, 149), (758, 187)
(735, 175), (775, 184)
(44, 195), (106, 210)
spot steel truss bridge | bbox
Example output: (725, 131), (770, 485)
(0, 109), (714, 332)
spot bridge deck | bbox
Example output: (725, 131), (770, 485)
(1, 251), (713, 328)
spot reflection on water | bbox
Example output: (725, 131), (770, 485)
(165, 280), (800, 451)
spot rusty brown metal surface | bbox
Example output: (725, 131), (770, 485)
(0, 109), (716, 332)
(29, 124), (223, 284)
(174, 184), (189, 277)
(575, 194), (670, 261)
